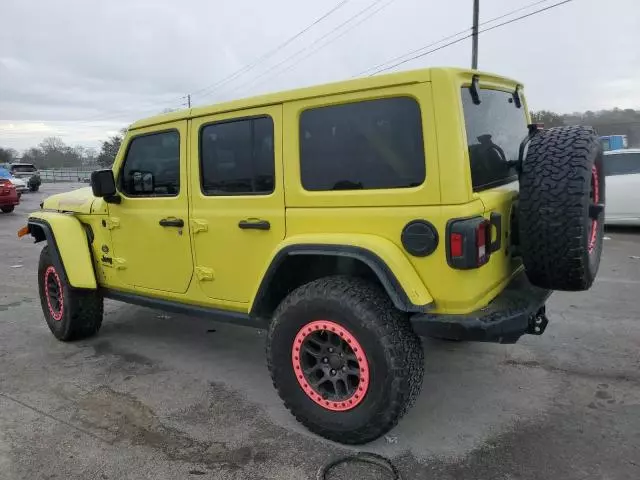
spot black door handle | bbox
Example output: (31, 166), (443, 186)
(159, 218), (184, 228)
(238, 219), (270, 230)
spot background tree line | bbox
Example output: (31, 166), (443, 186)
(2, 107), (639, 170)
(531, 108), (640, 146)
(0, 128), (125, 169)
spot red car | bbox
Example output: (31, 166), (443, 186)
(0, 179), (19, 213)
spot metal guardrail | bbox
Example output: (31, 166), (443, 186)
(39, 169), (93, 183)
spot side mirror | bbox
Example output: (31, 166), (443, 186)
(90, 169), (116, 197)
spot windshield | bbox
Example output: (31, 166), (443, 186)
(461, 87), (528, 191)
(11, 164), (37, 173)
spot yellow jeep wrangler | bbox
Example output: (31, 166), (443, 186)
(21, 68), (604, 444)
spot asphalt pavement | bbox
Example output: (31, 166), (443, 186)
(0, 184), (639, 479)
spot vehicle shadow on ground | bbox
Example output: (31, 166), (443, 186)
(88, 303), (554, 457)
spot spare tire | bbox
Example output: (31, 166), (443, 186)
(518, 125), (604, 291)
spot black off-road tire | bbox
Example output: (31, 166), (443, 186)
(29, 184), (39, 192)
(267, 276), (424, 444)
(1, 206), (15, 213)
(38, 245), (103, 341)
(519, 125), (605, 291)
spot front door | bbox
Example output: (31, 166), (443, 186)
(108, 122), (193, 293)
(189, 106), (285, 304)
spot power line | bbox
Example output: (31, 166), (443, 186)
(225, 0), (397, 96)
(77, 1), (349, 124)
(197, 0), (392, 103)
(369, 0), (576, 76)
(191, 0), (350, 100)
(357, 0), (551, 77)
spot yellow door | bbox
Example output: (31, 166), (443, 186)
(108, 121), (193, 293)
(189, 106), (285, 304)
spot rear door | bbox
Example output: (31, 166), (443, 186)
(189, 106), (285, 305)
(460, 83), (528, 283)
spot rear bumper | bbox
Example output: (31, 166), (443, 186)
(0, 193), (20, 206)
(410, 272), (551, 344)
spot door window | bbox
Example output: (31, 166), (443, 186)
(200, 116), (275, 195)
(119, 131), (180, 197)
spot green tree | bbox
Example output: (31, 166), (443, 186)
(97, 129), (127, 167)
(0, 147), (18, 164)
(530, 110), (565, 128)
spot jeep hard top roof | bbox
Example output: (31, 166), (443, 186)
(130, 67), (520, 130)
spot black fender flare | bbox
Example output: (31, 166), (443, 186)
(250, 244), (431, 316)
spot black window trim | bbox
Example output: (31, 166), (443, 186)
(117, 127), (182, 199)
(461, 85), (524, 193)
(198, 114), (276, 197)
(297, 94), (427, 193)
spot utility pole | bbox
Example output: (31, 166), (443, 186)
(471, 0), (479, 70)
(187, 94), (191, 108)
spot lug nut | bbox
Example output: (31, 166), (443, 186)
(322, 357), (328, 363)
(342, 366), (347, 372)
(328, 347), (334, 353)
(330, 369), (336, 376)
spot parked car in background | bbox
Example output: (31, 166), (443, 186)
(0, 167), (27, 194)
(600, 134), (628, 152)
(604, 149), (640, 226)
(0, 178), (20, 213)
(9, 163), (41, 191)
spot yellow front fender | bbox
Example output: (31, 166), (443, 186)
(253, 233), (433, 312)
(28, 212), (97, 289)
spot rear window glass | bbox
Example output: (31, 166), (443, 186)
(11, 164), (37, 173)
(299, 97), (425, 191)
(200, 116), (275, 195)
(603, 152), (640, 176)
(461, 88), (527, 191)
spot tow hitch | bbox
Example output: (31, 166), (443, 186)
(527, 306), (549, 335)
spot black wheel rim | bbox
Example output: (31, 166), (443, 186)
(292, 320), (370, 411)
(44, 266), (64, 321)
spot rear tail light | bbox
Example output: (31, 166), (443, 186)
(0, 180), (13, 195)
(447, 216), (493, 269)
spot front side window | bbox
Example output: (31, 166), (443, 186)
(603, 152), (640, 176)
(462, 88), (527, 191)
(200, 116), (275, 195)
(120, 131), (180, 196)
(299, 97), (426, 191)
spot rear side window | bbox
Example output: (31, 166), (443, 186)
(200, 116), (275, 195)
(603, 152), (640, 176)
(462, 88), (527, 191)
(299, 97), (425, 191)
(11, 164), (37, 173)
(120, 131), (180, 196)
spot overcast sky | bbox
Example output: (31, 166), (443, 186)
(1, 0), (638, 152)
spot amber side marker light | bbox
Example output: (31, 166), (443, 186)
(17, 226), (29, 238)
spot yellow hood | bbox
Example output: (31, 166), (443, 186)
(42, 187), (97, 214)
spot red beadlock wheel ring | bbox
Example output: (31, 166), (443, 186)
(292, 320), (370, 412)
(44, 265), (64, 321)
(589, 165), (600, 254)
